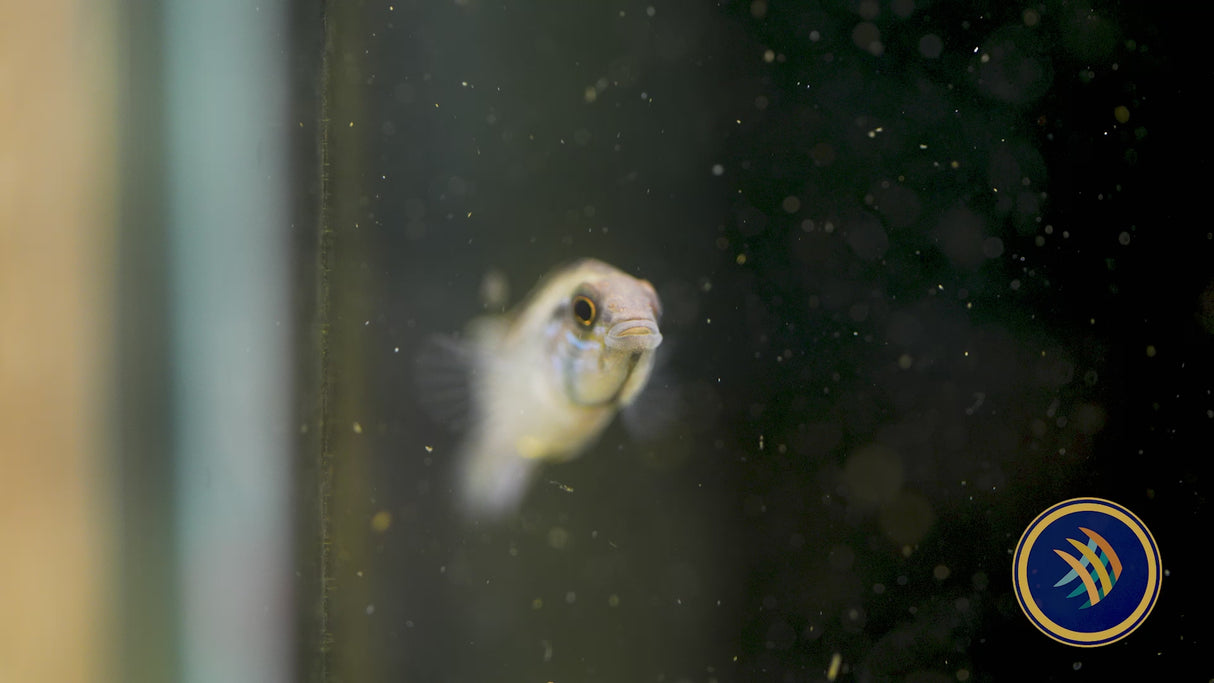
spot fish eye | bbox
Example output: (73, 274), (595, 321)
(571, 295), (596, 327)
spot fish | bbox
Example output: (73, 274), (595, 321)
(427, 258), (664, 518)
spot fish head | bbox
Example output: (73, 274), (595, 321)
(552, 260), (663, 408)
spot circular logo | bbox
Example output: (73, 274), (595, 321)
(1013, 497), (1161, 647)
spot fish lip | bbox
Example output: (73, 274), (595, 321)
(606, 319), (663, 350)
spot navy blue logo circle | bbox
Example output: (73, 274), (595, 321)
(1013, 497), (1161, 647)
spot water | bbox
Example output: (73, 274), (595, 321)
(318, 2), (1203, 680)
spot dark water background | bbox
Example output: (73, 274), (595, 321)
(311, 1), (1207, 680)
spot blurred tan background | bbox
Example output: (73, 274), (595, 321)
(1, 3), (116, 681)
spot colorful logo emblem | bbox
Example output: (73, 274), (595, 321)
(1013, 498), (1161, 647)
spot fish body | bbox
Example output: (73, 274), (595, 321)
(451, 258), (663, 517)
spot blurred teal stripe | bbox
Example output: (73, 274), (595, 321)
(164, 2), (292, 682)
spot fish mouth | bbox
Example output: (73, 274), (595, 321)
(606, 319), (663, 351)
